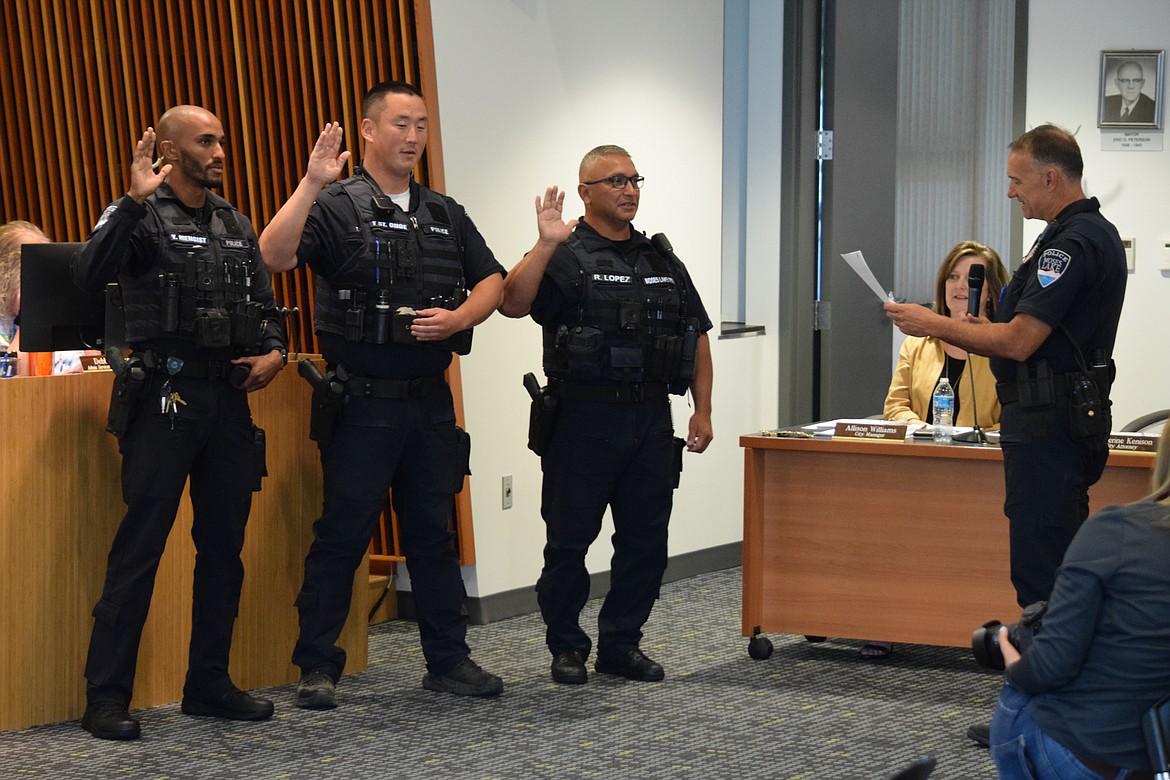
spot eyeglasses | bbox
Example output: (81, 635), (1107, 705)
(582, 174), (645, 190)
(1117, 78), (1145, 86)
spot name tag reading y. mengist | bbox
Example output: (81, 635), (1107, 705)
(832, 421), (907, 441)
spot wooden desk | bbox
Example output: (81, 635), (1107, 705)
(740, 434), (1154, 649)
(0, 366), (367, 730)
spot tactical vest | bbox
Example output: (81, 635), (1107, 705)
(120, 194), (259, 348)
(542, 233), (694, 391)
(312, 175), (470, 351)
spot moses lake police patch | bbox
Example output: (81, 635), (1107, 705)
(1036, 249), (1071, 288)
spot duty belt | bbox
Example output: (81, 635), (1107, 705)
(996, 371), (1080, 405)
(342, 373), (445, 399)
(143, 351), (237, 380)
(557, 381), (668, 403)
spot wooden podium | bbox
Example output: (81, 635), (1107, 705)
(0, 365), (367, 730)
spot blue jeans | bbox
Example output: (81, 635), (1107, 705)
(991, 683), (1145, 780)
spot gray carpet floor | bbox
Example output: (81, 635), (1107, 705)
(0, 568), (1002, 779)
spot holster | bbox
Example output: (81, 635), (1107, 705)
(105, 348), (151, 440)
(298, 359), (347, 446)
(524, 372), (559, 457)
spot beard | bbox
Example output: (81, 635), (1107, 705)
(179, 151), (224, 188)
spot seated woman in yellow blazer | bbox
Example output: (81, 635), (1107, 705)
(861, 241), (1008, 662)
(884, 240), (1009, 430)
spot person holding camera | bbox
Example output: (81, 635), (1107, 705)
(72, 106), (288, 740)
(260, 81), (505, 708)
(985, 419), (1170, 780)
(498, 145), (714, 685)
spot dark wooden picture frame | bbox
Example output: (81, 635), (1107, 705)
(1099, 50), (1165, 129)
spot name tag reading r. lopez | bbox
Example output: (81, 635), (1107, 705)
(832, 421), (907, 441)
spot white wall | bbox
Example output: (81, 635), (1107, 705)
(424, 0), (1170, 600)
(1025, 0), (1170, 426)
(429, 1), (779, 598)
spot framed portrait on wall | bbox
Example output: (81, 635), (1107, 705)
(1098, 50), (1164, 129)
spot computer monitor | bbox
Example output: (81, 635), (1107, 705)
(18, 242), (113, 352)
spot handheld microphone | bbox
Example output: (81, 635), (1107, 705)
(966, 263), (986, 318)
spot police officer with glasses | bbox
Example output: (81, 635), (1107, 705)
(500, 145), (714, 686)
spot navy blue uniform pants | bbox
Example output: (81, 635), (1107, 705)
(537, 396), (680, 660)
(86, 375), (257, 705)
(1000, 400), (1109, 607)
(292, 383), (469, 679)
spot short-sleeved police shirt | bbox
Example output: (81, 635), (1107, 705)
(990, 198), (1126, 381)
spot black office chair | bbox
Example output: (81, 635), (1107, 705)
(1122, 410), (1170, 434)
(1143, 696), (1170, 779)
(886, 756), (936, 780)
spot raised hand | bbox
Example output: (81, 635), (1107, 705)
(128, 128), (171, 203)
(305, 122), (351, 188)
(535, 186), (577, 246)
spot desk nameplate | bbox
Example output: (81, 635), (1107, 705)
(1108, 432), (1158, 452)
(832, 421), (906, 441)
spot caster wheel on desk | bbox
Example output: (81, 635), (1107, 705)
(748, 635), (773, 660)
(804, 635), (827, 643)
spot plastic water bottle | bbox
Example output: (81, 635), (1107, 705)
(932, 376), (954, 445)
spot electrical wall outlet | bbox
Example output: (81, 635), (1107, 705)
(1121, 236), (1135, 272)
(502, 474), (513, 510)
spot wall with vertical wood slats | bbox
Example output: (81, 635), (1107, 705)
(0, 0), (474, 568)
(0, 0), (444, 355)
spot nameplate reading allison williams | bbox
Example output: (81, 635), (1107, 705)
(1107, 432), (1158, 453)
(832, 421), (907, 442)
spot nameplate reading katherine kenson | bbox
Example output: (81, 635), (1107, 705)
(832, 421), (906, 441)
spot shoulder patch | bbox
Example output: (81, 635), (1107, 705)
(93, 202), (118, 232)
(1036, 248), (1071, 288)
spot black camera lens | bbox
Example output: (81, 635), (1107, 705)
(971, 620), (1006, 670)
(971, 601), (1048, 671)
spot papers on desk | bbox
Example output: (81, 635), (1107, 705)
(804, 419), (992, 442)
(801, 419), (885, 437)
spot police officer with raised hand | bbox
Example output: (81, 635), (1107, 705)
(500, 145), (714, 686)
(885, 124), (1126, 747)
(260, 81), (505, 708)
(73, 106), (287, 740)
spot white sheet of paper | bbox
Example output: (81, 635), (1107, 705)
(802, 418), (881, 437)
(840, 251), (894, 303)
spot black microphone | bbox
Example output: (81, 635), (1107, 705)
(966, 263), (985, 318)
